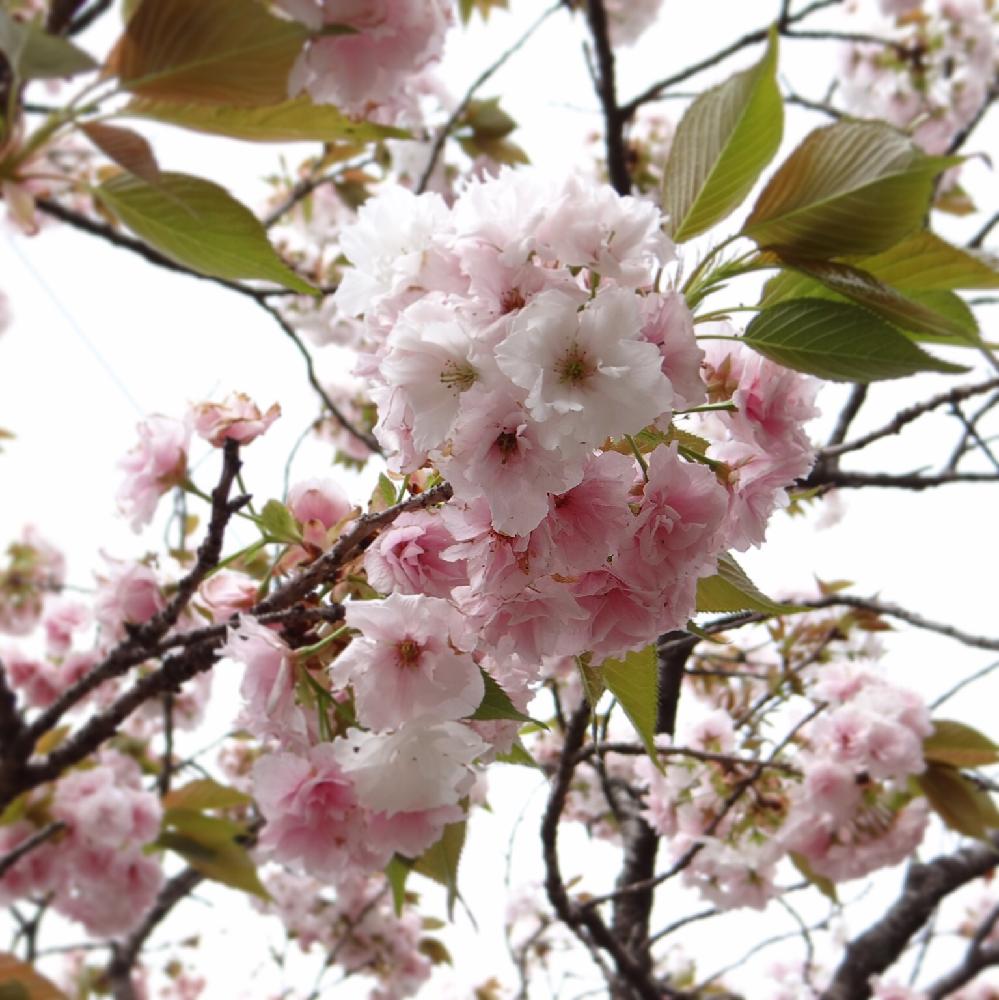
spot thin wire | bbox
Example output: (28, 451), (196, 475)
(4, 234), (144, 415)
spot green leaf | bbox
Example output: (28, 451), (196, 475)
(664, 31), (782, 241)
(696, 552), (805, 615)
(412, 821), (466, 919)
(162, 778), (252, 812)
(418, 938), (453, 966)
(916, 763), (999, 840)
(789, 853), (838, 903)
(851, 231), (999, 293)
(384, 856), (411, 916)
(741, 299), (968, 382)
(743, 121), (957, 257)
(121, 96), (408, 143)
(106, 0), (308, 106)
(924, 721), (999, 768)
(766, 257), (976, 341)
(0, 9), (97, 80)
(601, 644), (660, 763)
(469, 670), (536, 725)
(95, 171), (315, 294)
(80, 121), (161, 184)
(575, 655), (606, 708)
(258, 499), (304, 544)
(158, 809), (269, 899)
(494, 738), (542, 769)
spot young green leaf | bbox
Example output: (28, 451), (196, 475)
(121, 96), (408, 143)
(495, 738), (542, 769)
(741, 299), (968, 382)
(106, 0), (308, 106)
(95, 171), (316, 294)
(158, 809), (269, 899)
(162, 778), (252, 812)
(743, 121), (956, 257)
(0, 9), (97, 81)
(850, 231), (999, 292)
(601, 644), (660, 763)
(469, 670), (537, 725)
(696, 552), (806, 615)
(412, 821), (466, 919)
(924, 721), (999, 769)
(384, 856), (411, 916)
(664, 30), (782, 242)
(258, 499), (304, 544)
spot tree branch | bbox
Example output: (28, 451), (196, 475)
(583, 0), (629, 196)
(0, 822), (65, 881)
(821, 838), (999, 1000)
(415, 2), (562, 195)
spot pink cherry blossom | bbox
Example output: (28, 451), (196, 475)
(0, 526), (67, 637)
(42, 598), (90, 655)
(495, 286), (674, 451)
(116, 414), (190, 531)
(197, 569), (258, 623)
(332, 593), (484, 731)
(333, 720), (487, 814)
(284, 0), (452, 122)
(222, 614), (305, 744)
(93, 555), (165, 643)
(441, 386), (584, 536)
(191, 392), (280, 447)
(364, 509), (468, 598)
(254, 744), (376, 877)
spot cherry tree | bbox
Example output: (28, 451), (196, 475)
(0, 0), (998, 998)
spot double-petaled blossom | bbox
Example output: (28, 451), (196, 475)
(192, 392), (280, 447)
(332, 593), (484, 731)
(116, 414), (190, 531)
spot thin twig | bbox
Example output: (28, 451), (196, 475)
(0, 822), (65, 880)
(415, 2), (562, 194)
(821, 378), (999, 458)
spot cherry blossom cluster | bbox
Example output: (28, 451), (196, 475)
(280, 0), (454, 123)
(335, 168), (818, 666)
(0, 288), (10, 337)
(600, 0), (666, 47)
(0, 750), (163, 936)
(840, 0), (997, 155)
(258, 869), (435, 998)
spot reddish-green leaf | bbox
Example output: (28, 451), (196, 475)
(851, 231), (999, 293)
(106, 0), (308, 106)
(0, 9), (96, 81)
(80, 122), (160, 183)
(743, 121), (956, 257)
(917, 763), (999, 840)
(162, 778), (252, 812)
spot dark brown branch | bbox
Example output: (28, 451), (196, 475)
(107, 867), (204, 1000)
(826, 384), (869, 448)
(0, 822), (65, 880)
(541, 703), (671, 1000)
(804, 469), (999, 491)
(583, 0), (629, 196)
(970, 210), (999, 249)
(256, 482), (454, 615)
(66, 0), (114, 35)
(0, 656), (23, 750)
(821, 838), (999, 1000)
(15, 443), (245, 754)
